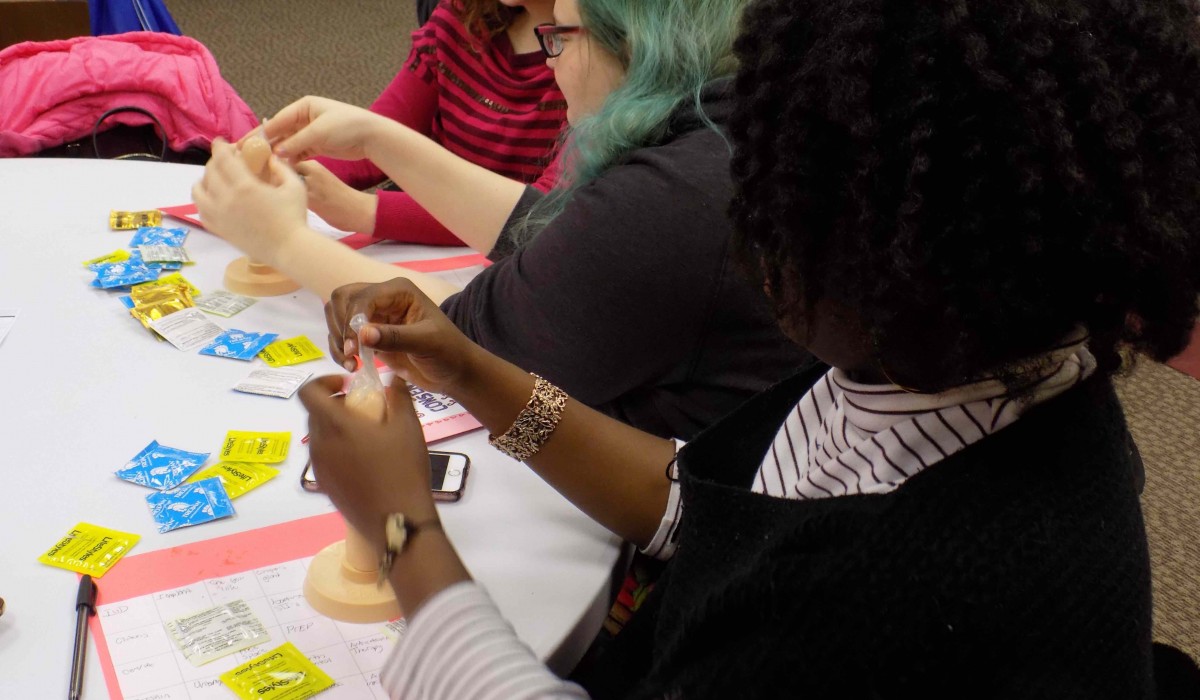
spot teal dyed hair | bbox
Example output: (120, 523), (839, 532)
(511, 0), (746, 242)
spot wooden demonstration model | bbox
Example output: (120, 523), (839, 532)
(233, 134), (399, 622)
(224, 135), (302, 297)
(303, 329), (401, 623)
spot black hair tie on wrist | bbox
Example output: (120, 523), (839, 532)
(665, 456), (680, 483)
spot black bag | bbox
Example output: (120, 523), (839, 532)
(36, 106), (210, 164)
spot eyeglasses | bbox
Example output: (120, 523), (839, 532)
(535, 23), (585, 58)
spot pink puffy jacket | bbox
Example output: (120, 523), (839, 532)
(0, 32), (258, 157)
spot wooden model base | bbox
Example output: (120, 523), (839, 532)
(303, 524), (401, 624)
(224, 256), (300, 297)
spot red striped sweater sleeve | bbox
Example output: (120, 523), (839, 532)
(371, 149), (562, 247)
(315, 49), (438, 189)
(373, 190), (464, 245)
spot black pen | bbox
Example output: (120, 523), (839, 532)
(69, 575), (97, 700)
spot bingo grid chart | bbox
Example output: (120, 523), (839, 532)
(97, 557), (398, 700)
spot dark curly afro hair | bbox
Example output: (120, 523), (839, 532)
(730, 0), (1200, 392)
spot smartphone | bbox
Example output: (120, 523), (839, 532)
(301, 451), (470, 502)
(427, 451), (470, 502)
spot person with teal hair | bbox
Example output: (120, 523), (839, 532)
(507, 0), (744, 241)
(194, 0), (806, 441)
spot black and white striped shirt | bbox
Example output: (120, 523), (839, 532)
(383, 337), (1096, 699)
(643, 334), (1095, 559)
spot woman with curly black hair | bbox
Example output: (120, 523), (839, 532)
(294, 0), (1200, 697)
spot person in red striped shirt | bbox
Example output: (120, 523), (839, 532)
(298, 0), (566, 246)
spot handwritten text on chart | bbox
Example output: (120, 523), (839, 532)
(96, 557), (398, 699)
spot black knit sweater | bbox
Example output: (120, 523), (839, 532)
(584, 363), (1159, 699)
(441, 80), (807, 440)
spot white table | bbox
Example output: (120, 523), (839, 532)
(0, 159), (621, 698)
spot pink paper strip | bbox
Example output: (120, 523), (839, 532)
(158, 203), (203, 229)
(394, 253), (491, 273)
(337, 232), (384, 250)
(300, 409), (483, 446)
(425, 412), (484, 443)
(158, 204), (380, 249)
(87, 512), (346, 699)
(159, 204), (489, 265)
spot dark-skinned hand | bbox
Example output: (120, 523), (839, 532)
(299, 374), (437, 554)
(323, 277), (481, 396)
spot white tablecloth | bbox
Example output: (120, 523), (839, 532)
(0, 158), (621, 698)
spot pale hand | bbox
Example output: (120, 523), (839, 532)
(191, 138), (308, 266)
(294, 160), (378, 234)
(264, 96), (390, 163)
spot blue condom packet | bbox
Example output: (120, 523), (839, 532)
(129, 226), (189, 248)
(116, 440), (211, 490)
(146, 477), (236, 533)
(128, 249), (183, 272)
(91, 259), (159, 289)
(117, 295), (135, 309)
(199, 330), (279, 361)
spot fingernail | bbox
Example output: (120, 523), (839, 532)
(344, 339), (355, 357)
(361, 326), (381, 345)
(344, 360), (356, 372)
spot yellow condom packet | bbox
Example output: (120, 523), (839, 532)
(220, 431), (291, 464)
(186, 461), (279, 499)
(132, 273), (201, 299)
(220, 641), (334, 700)
(258, 336), (325, 367)
(110, 209), (163, 230)
(38, 523), (140, 578)
(82, 249), (132, 268)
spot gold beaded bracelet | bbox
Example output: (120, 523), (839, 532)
(488, 374), (568, 461)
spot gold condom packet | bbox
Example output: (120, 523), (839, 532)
(132, 273), (201, 299)
(131, 283), (193, 306)
(129, 284), (195, 329)
(130, 298), (193, 329)
(110, 209), (163, 230)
